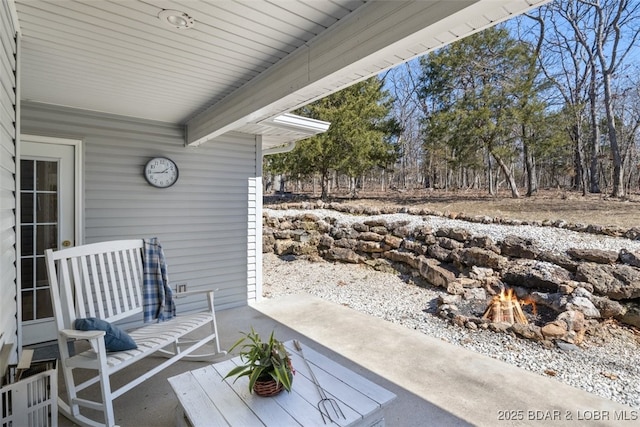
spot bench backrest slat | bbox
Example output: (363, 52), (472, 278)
(45, 240), (145, 329)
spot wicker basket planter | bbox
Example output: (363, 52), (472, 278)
(253, 378), (284, 397)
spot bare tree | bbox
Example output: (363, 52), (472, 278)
(382, 61), (425, 190)
(559, 0), (640, 197)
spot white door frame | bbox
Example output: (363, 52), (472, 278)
(17, 134), (83, 347)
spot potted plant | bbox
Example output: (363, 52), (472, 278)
(224, 328), (294, 396)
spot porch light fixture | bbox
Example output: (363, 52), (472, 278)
(158, 9), (195, 30)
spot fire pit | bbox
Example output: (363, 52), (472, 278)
(482, 288), (536, 325)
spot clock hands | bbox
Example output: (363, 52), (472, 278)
(150, 168), (172, 174)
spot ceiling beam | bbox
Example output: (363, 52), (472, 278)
(185, 0), (547, 146)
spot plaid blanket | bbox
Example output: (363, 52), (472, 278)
(142, 237), (176, 322)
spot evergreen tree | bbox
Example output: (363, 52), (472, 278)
(266, 77), (399, 200)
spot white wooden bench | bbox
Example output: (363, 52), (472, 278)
(45, 239), (226, 427)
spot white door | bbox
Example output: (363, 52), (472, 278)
(20, 137), (77, 345)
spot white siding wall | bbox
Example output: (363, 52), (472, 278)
(0, 0), (18, 370)
(20, 102), (258, 323)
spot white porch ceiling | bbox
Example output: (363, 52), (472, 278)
(13, 0), (549, 149)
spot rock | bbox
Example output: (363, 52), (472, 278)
(541, 321), (567, 339)
(274, 239), (295, 255)
(557, 310), (586, 333)
(369, 226), (388, 235)
(357, 240), (384, 253)
(383, 234), (403, 249)
(575, 263), (640, 300)
(489, 322), (511, 333)
(465, 321), (478, 330)
(413, 225), (434, 241)
(418, 257), (457, 288)
(438, 294), (462, 305)
(618, 302), (640, 328)
(437, 304), (458, 319)
(364, 258), (395, 273)
(624, 227), (640, 240)
(601, 225), (625, 237)
(446, 280), (464, 295)
(529, 291), (568, 312)
(452, 314), (467, 327)
(510, 323), (543, 341)
(469, 266), (496, 281)
(359, 231), (384, 242)
(451, 247), (508, 270)
(537, 252), (578, 272)
(363, 219), (388, 228)
(334, 238), (358, 250)
(391, 226), (411, 238)
(318, 235), (334, 250)
(558, 284), (574, 295)
(456, 277), (482, 288)
(467, 235), (499, 253)
(427, 244), (452, 262)
(435, 227), (472, 242)
(556, 341), (581, 352)
(263, 234), (276, 250)
(500, 235), (540, 259)
(384, 250), (419, 269)
(502, 260), (571, 292)
(619, 249), (640, 267)
(566, 296), (600, 319)
(567, 248), (618, 264)
(463, 287), (487, 301)
(323, 247), (362, 263)
(437, 237), (464, 250)
(590, 295), (625, 318)
(352, 222), (368, 232)
(291, 241), (319, 256)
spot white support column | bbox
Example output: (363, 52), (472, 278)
(247, 135), (264, 302)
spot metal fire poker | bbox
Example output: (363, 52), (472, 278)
(293, 340), (345, 424)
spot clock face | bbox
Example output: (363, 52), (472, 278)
(144, 157), (179, 188)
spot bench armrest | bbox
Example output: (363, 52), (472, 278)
(60, 329), (106, 340)
(174, 288), (218, 299)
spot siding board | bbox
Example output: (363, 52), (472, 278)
(21, 102), (257, 327)
(0, 0), (17, 370)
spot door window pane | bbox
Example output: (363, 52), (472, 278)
(21, 193), (34, 223)
(22, 291), (34, 321)
(20, 160), (34, 190)
(36, 289), (54, 319)
(36, 194), (58, 223)
(36, 257), (48, 287)
(36, 224), (57, 253)
(36, 161), (57, 191)
(21, 225), (34, 256)
(21, 258), (34, 289)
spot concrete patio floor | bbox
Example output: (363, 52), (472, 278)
(56, 294), (634, 426)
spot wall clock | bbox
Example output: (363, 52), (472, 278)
(144, 157), (179, 188)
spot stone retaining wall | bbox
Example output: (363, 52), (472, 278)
(265, 200), (640, 240)
(263, 208), (640, 346)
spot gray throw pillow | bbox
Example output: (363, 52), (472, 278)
(74, 317), (137, 352)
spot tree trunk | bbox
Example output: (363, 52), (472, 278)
(600, 67), (624, 197)
(587, 80), (601, 193)
(523, 130), (538, 196)
(491, 150), (520, 198)
(320, 170), (329, 201)
(486, 148), (495, 196)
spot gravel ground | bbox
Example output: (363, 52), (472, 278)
(262, 209), (640, 410)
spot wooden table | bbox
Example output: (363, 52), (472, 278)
(168, 340), (396, 426)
